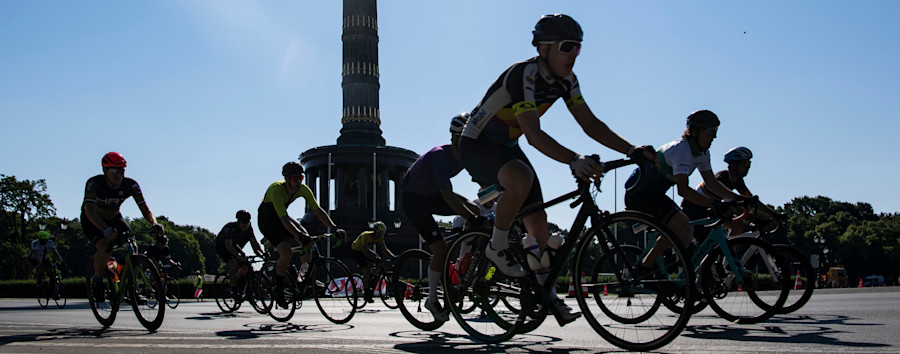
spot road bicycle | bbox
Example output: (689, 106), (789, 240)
(84, 231), (165, 331)
(646, 206), (791, 324)
(352, 257), (398, 310)
(35, 261), (66, 309)
(442, 157), (695, 352)
(260, 233), (357, 323)
(214, 255), (269, 314)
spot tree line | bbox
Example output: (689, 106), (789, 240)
(2, 173), (898, 283)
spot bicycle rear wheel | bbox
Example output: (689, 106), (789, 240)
(130, 255), (165, 331)
(574, 211), (694, 352)
(378, 271), (398, 309)
(263, 269), (297, 322)
(166, 278), (180, 309)
(312, 258), (357, 324)
(394, 249), (444, 331)
(700, 236), (789, 324)
(772, 244), (815, 314)
(443, 231), (523, 343)
(214, 273), (239, 313)
(86, 261), (119, 328)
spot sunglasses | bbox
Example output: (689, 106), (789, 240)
(106, 168), (124, 175)
(542, 40), (582, 55)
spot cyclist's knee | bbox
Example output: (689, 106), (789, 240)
(498, 161), (533, 194)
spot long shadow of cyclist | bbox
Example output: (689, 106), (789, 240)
(390, 330), (586, 353)
(215, 322), (353, 340)
(681, 314), (890, 349)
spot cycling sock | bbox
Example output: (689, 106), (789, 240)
(490, 227), (510, 250)
(428, 269), (441, 302)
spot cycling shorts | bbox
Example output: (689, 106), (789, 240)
(401, 192), (457, 245)
(257, 202), (293, 246)
(80, 211), (132, 245)
(459, 136), (543, 208)
(624, 166), (681, 223)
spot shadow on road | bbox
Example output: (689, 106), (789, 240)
(682, 314), (891, 348)
(215, 322), (354, 340)
(387, 330), (597, 353)
(0, 327), (155, 346)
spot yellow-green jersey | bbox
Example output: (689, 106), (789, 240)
(351, 231), (384, 252)
(262, 181), (320, 217)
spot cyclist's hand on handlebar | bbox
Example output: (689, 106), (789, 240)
(334, 228), (347, 241)
(569, 154), (603, 181)
(628, 145), (657, 167)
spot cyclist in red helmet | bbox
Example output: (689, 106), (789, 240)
(82, 152), (163, 301)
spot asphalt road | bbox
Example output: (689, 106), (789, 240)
(0, 287), (897, 353)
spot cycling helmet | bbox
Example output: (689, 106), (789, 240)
(282, 162), (304, 177)
(236, 210), (251, 223)
(373, 221), (387, 233)
(724, 146), (753, 163)
(101, 152), (127, 168)
(156, 234), (168, 246)
(685, 110), (720, 130)
(37, 231), (51, 240)
(450, 113), (468, 134)
(532, 14), (583, 46)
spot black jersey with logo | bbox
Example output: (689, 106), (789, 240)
(81, 175), (145, 219)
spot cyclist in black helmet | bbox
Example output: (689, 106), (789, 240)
(459, 14), (656, 325)
(216, 210), (265, 301)
(624, 110), (744, 271)
(258, 162), (346, 307)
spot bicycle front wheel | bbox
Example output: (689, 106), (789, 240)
(772, 244), (815, 314)
(85, 261), (119, 328)
(350, 273), (367, 310)
(130, 255), (165, 331)
(378, 271), (398, 309)
(36, 281), (50, 309)
(214, 273), (239, 313)
(53, 279), (66, 309)
(394, 249), (444, 331)
(312, 258), (357, 324)
(443, 231), (522, 343)
(247, 272), (271, 314)
(700, 236), (790, 324)
(574, 210), (694, 352)
(165, 278), (180, 309)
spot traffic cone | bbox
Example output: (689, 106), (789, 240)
(566, 277), (576, 298)
(794, 270), (803, 290)
(603, 284), (608, 296)
(737, 284), (743, 292)
(580, 272), (588, 297)
(858, 278), (864, 288)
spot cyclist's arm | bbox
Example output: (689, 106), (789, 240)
(137, 202), (158, 226)
(570, 103), (638, 156)
(675, 174), (717, 207)
(517, 109), (579, 164)
(439, 189), (478, 220)
(83, 202), (110, 232)
(224, 241), (240, 257)
(376, 243), (396, 259)
(280, 215), (308, 239)
(249, 234), (265, 257)
(52, 247), (63, 264)
(313, 208), (338, 229)
(700, 170), (740, 202)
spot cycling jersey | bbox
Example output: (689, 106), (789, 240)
(351, 231), (384, 252)
(462, 56), (584, 146)
(699, 170), (750, 200)
(625, 138), (711, 223)
(29, 239), (56, 261)
(401, 144), (463, 197)
(81, 175), (146, 219)
(655, 138), (712, 185)
(261, 181), (320, 217)
(216, 222), (255, 248)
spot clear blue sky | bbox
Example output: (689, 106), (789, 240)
(2, 1), (899, 241)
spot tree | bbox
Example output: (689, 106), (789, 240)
(0, 174), (56, 242)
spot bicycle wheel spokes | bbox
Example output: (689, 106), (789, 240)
(313, 258), (356, 324)
(85, 262), (119, 328)
(574, 211), (694, 352)
(394, 249), (443, 331)
(443, 231), (521, 343)
(214, 273), (238, 313)
(130, 256), (165, 331)
(701, 236), (789, 324)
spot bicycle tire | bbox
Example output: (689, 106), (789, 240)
(130, 255), (165, 331)
(588, 244), (662, 324)
(214, 273), (239, 313)
(443, 231), (522, 343)
(350, 273), (367, 310)
(394, 249), (445, 331)
(86, 261), (119, 328)
(312, 258), (357, 324)
(165, 277), (180, 309)
(36, 281), (50, 309)
(772, 244), (815, 314)
(573, 210), (694, 352)
(247, 272), (271, 314)
(54, 279), (66, 309)
(265, 269), (297, 322)
(378, 271), (398, 309)
(700, 236), (789, 324)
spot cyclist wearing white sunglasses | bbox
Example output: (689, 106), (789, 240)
(458, 13), (656, 325)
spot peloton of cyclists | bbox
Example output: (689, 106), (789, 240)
(216, 210), (265, 302)
(456, 13), (656, 324)
(82, 152), (163, 301)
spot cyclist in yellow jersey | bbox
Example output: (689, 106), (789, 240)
(351, 221), (397, 303)
(258, 162), (345, 307)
